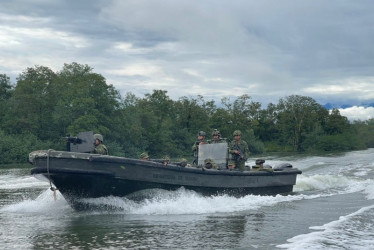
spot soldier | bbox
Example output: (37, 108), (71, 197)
(93, 134), (108, 155)
(192, 131), (207, 165)
(227, 160), (236, 170)
(140, 152), (149, 161)
(229, 130), (249, 171)
(162, 155), (170, 166)
(203, 158), (218, 169)
(251, 159), (273, 172)
(210, 129), (226, 144)
(178, 158), (188, 167)
(251, 159), (265, 171)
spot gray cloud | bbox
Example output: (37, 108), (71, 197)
(1, 0), (374, 119)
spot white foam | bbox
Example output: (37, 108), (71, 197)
(363, 181), (374, 200)
(1, 189), (71, 214)
(80, 188), (315, 215)
(277, 204), (374, 249)
(294, 174), (356, 192)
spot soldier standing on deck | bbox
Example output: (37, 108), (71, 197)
(192, 131), (207, 165)
(229, 130), (249, 171)
(210, 129), (226, 144)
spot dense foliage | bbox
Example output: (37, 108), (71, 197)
(1, 63), (372, 164)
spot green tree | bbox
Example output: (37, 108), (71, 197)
(173, 96), (213, 155)
(0, 74), (13, 100)
(277, 95), (326, 151)
(5, 66), (58, 139)
(174, 96), (211, 135)
(54, 63), (121, 137)
(111, 92), (147, 157)
(217, 95), (264, 153)
(256, 103), (279, 142)
(352, 118), (374, 148)
(324, 109), (350, 135)
(136, 90), (176, 157)
(0, 74), (13, 130)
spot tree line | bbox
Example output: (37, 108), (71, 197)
(1, 62), (373, 164)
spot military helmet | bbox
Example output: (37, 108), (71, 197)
(140, 152), (149, 159)
(179, 158), (188, 167)
(94, 134), (104, 142)
(198, 131), (206, 136)
(212, 129), (220, 136)
(233, 130), (242, 136)
(255, 159), (265, 165)
(228, 160), (235, 166)
(204, 158), (213, 164)
(180, 158), (188, 163)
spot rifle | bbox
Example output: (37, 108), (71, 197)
(232, 142), (247, 161)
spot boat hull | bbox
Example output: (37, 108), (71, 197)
(29, 150), (301, 210)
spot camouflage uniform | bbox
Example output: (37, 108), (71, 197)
(229, 130), (249, 171)
(192, 139), (207, 151)
(178, 158), (188, 167)
(94, 143), (108, 155)
(251, 159), (273, 172)
(140, 152), (149, 160)
(210, 129), (226, 144)
(93, 134), (108, 155)
(203, 158), (218, 169)
(227, 160), (236, 170)
(162, 155), (170, 166)
(192, 131), (207, 165)
(210, 138), (227, 144)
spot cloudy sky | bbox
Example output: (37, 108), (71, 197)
(1, 0), (374, 120)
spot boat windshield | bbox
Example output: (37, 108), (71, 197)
(197, 142), (228, 169)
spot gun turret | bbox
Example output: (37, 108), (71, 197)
(64, 131), (94, 153)
(64, 136), (82, 144)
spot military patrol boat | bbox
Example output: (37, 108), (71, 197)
(29, 132), (302, 210)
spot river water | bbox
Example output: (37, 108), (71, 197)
(1, 149), (373, 249)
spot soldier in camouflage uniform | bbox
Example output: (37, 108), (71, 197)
(140, 152), (149, 160)
(162, 155), (170, 166)
(178, 158), (188, 167)
(93, 134), (108, 155)
(227, 160), (236, 170)
(251, 159), (274, 172)
(192, 131), (207, 165)
(210, 129), (226, 144)
(203, 158), (218, 169)
(229, 130), (249, 171)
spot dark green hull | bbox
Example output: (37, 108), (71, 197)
(29, 150), (302, 210)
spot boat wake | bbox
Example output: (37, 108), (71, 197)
(77, 175), (374, 214)
(3, 174), (373, 217)
(1, 189), (71, 214)
(278, 180), (374, 249)
(77, 188), (305, 215)
(2, 187), (303, 215)
(294, 174), (370, 193)
(277, 204), (374, 249)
